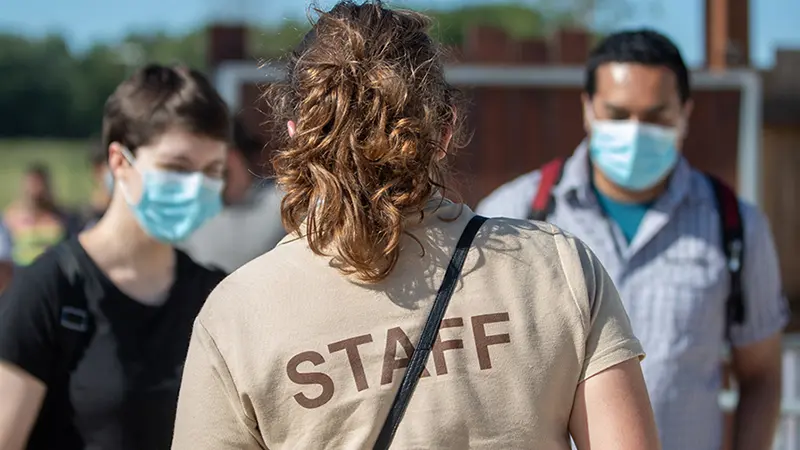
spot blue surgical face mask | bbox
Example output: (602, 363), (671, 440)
(589, 120), (680, 192)
(119, 147), (223, 243)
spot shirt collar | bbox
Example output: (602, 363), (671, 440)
(554, 140), (693, 210)
(552, 141), (593, 205)
(278, 195), (456, 247)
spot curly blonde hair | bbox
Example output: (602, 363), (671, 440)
(268, 0), (465, 283)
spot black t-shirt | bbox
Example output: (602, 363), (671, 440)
(0, 238), (226, 450)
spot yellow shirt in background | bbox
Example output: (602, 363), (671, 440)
(3, 206), (66, 266)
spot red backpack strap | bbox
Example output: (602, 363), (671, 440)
(528, 158), (566, 221)
(706, 174), (745, 339)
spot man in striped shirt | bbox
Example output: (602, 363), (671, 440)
(477, 29), (787, 450)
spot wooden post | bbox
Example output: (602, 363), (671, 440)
(706, 0), (750, 69)
(706, 0), (730, 71)
(208, 24), (248, 69)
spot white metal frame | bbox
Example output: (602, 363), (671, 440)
(214, 62), (763, 207)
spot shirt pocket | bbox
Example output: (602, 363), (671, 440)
(659, 259), (728, 360)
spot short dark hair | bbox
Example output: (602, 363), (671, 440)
(88, 138), (107, 166)
(25, 162), (50, 182)
(585, 29), (691, 103)
(102, 64), (231, 154)
(231, 117), (264, 168)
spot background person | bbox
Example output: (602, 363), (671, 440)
(3, 163), (77, 265)
(0, 64), (230, 450)
(477, 29), (787, 450)
(172, 3), (660, 449)
(179, 118), (285, 273)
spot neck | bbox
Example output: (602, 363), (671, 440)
(90, 190), (111, 211)
(592, 166), (667, 204)
(81, 198), (174, 268)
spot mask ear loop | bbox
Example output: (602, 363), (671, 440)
(116, 146), (140, 205)
(119, 146), (137, 167)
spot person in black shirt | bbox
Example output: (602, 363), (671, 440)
(0, 64), (231, 450)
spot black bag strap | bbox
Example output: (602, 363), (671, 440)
(706, 174), (745, 340)
(373, 215), (488, 450)
(529, 158), (566, 221)
(53, 240), (99, 376)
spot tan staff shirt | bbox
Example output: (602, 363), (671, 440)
(172, 202), (644, 449)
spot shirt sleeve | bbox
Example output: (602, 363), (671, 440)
(0, 259), (60, 383)
(475, 171), (541, 219)
(172, 319), (266, 450)
(0, 218), (13, 262)
(569, 236), (645, 383)
(728, 204), (789, 347)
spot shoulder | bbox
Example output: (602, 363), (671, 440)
(476, 170), (541, 218)
(177, 250), (228, 293)
(0, 244), (76, 382)
(480, 213), (583, 249)
(735, 200), (771, 241)
(0, 246), (68, 334)
(475, 215), (601, 334)
(690, 170), (771, 241)
(6, 245), (67, 292)
(478, 215), (595, 290)
(192, 239), (302, 342)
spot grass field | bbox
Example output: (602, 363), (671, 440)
(0, 140), (94, 210)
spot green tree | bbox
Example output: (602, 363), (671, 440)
(0, 34), (77, 136)
(427, 4), (548, 45)
(249, 20), (310, 61)
(0, 2), (637, 139)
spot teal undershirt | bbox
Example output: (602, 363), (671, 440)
(592, 186), (653, 244)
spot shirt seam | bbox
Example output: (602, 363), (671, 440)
(551, 225), (590, 340)
(194, 318), (261, 430)
(580, 338), (645, 383)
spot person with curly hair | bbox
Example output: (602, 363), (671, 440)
(172, 2), (659, 449)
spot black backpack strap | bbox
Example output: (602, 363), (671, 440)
(528, 158), (566, 221)
(374, 215), (488, 450)
(706, 175), (745, 340)
(53, 240), (98, 376)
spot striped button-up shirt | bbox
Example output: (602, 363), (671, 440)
(477, 144), (789, 450)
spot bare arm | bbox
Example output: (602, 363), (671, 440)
(569, 358), (660, 450)
(726, 207), (788, 450)
(731, 334), (782, 450)
(0, 362), (46, 450)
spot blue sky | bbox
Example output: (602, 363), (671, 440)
(1, 0), (798, 67)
